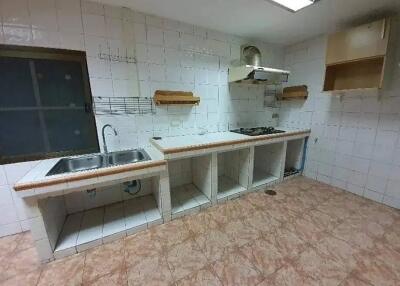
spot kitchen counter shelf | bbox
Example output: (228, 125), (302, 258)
(54, 194), (162, 259)
(252, 168), (280, 187)
(217, 148), (251, 202)
(168, 155), (213, 218)
(171, 184), (211, 219)
(217, 175), (247, 202)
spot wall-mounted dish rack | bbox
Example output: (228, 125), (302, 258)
(92, 96), (155, 115)
(98, 46), (136, 63)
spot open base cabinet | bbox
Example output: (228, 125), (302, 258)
(169, 155), (212, 218)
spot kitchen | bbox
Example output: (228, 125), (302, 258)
(0, 0), (400, 285)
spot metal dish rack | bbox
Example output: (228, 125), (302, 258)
(92, 96), (155, 115)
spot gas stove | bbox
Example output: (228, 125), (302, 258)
(230, 127), (286, 136)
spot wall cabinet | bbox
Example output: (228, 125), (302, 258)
(323, 18), (391, 92)
(326, 18), (390, 65)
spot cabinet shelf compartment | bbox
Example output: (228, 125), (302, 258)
(323, 57), (385, 92)
(43, 176), (163, 259)
(217, 148), (251, 202)
(252, 143), (284, 188)
(284, 139), (305, 179)
(53, 193), (162, 258)
(169, 155), (212, 219)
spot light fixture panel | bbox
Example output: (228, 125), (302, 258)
(268, 0), (318, 12)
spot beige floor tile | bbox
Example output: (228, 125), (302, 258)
(83, 240), (125, 284)
(0, 270), (41, 286)
(0, 234), (22, 260)
(212, 249), (264, 286)
(263, 225), (308, 260)
(37, 253), (85, 286)
(260, 262), (319, 286)
(149, 219), (192, 249)
(183, 211), (219, 237)
(165, 239), (208, 280)
(315, 234), (361, 269)
(352, 247), (400, 286)
(284, 216), (328, 244)
(242, 210), (281, 236)
(0, 247), (41, 282)
(223, 219), (261, 247)
(85, 268), (127, 286)
(194, 228), (235, 262)
(293, 246), (350, 286)
(126, 255), (174, 286)
(338, 274), (375, 286)
(124, 229), (163, 269)
(175, 267), (222, 286)
(240, 238), (287, 276)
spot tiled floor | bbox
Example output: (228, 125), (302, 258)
(1, 176), (400, 286)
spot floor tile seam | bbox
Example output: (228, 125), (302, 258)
(346, 269), (380, 286)
(162, 241), (186, 284)
(82, 267), (124, 286)
(0, 268), (43, 286)
(235, 241), (281, 279)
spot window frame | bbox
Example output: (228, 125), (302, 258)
(0, 44), (100, 164)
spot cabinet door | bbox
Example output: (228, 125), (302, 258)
(326, 18), (390, 65)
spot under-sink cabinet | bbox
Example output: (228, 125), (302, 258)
(40, 175), (164, 259)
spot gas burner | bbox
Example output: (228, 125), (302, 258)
(230, 127), (286, 136)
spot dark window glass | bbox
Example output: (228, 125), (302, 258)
(0, 45), (99, 164)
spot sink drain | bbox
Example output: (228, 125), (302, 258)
(264, 189), (277, 196)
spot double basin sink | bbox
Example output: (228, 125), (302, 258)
(47, 149), (151, 176)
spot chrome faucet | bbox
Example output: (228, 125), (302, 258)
(101, 124), (118, 154)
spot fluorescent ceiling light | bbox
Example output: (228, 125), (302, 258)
(268, 0), (317, 12)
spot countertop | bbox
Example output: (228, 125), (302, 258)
(14, 145), (167, 195)
(151, 127), (311, 155)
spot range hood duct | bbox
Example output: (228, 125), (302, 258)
(228, 45), (290, 84)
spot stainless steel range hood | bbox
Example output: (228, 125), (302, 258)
(228, 45), (290, 84)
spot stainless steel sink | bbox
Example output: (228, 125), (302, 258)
(107, 149), (151, 166)
(46, 149), (151, 176)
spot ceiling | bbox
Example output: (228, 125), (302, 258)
(95, 0), (400, 45)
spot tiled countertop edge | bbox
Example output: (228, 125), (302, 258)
(14, 160), (167, 192)
(152, 130), (311, 155)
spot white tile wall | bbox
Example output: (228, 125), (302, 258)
(279, 18), (400, 209)
(0, 0), (285, 237)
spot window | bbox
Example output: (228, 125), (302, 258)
(0, 45), (99, 164)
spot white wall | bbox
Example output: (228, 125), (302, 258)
(0, 0), (284, 236)
(279, 18), (400, 209)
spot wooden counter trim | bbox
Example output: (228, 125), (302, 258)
(14, 160), (167, 192)
(159, 131), (310, 155)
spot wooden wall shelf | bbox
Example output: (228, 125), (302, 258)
(279, 85), (308, 100)
(153, 90), (200, 105)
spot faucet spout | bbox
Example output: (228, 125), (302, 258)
(101, 124), (118, 154)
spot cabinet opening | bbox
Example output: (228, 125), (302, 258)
(217, 148), (250, 202)
(252, 143), (284, 187)
(168, 155), (212, 219)
(323, 57), (385, 92)
(47, 176), (162, 258)
(284, 139), (305, 179)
